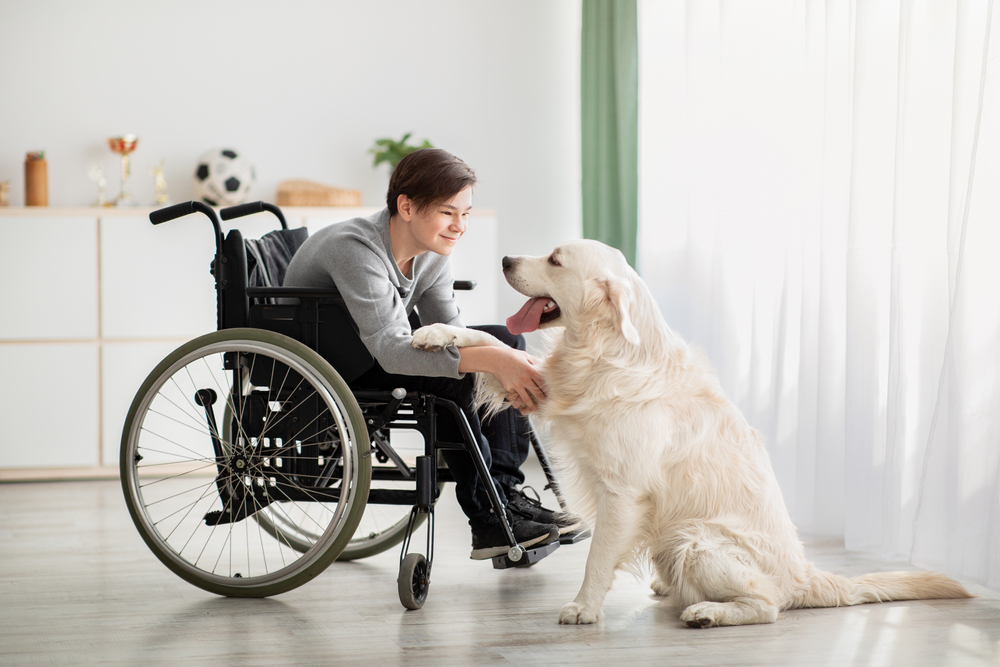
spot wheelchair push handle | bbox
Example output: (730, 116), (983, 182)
(220, 201), (289, 230)
(148, 200), (224, 259)
(149, 201), (197, 225)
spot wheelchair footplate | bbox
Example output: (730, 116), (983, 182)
(559, 528), (591, 545)
(491, 539), (561, 569)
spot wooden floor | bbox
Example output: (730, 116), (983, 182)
(2, 464), (998, 667)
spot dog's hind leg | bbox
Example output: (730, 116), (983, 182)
(559, 490), (642, 625)
(680, 597), (778, 628)
(664, 522), (780, 628)
(649, 575), (671, 598)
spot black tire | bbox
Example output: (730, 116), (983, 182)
(397, 552), (429, 610)
(120, 329), (371, 597)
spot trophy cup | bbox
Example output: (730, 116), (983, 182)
(108, 135), (138, 206)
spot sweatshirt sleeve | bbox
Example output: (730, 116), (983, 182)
(325, 233), (463, 379)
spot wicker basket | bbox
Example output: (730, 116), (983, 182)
(276, 180), (362, 207)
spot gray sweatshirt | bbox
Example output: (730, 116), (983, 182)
(283, 208), (464, 378)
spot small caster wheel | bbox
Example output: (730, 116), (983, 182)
(398, 553), (429, 610)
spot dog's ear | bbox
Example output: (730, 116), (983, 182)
(583, 277), (641, 345)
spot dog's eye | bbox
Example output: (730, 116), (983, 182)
(548, 255), (561, 267)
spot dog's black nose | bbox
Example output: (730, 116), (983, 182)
(502, 256), (513, 271)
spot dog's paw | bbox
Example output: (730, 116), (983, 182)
(680, 602), (723, 628)
(411, 324), (457, 352)
(558, 602), (603, 625)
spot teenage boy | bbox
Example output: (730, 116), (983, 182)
(283, 148), (576, 558)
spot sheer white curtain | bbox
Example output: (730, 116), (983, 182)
(638, 0), (999, 589)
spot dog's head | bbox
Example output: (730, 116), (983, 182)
(503, 240), (641, 345)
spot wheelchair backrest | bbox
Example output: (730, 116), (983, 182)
(245, 228), (309, 289)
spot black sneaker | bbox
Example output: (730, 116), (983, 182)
(470, 509), (559, 560)
(506, 486), (583, 536)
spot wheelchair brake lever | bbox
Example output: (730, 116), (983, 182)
(366, 387), (407, 435)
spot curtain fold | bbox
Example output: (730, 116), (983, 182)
(581, 0), (639, 267)
(911, 0), (999, 590)
(638, 0), (999, 590)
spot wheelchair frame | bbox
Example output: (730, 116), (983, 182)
(119, 200), (573, 609)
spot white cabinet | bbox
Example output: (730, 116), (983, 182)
(100, 215), (217, 339)
(0, 343), (99, 469)
(0, 206), (498, 478)
(0, 216), (98, 340)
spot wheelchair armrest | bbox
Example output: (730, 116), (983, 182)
(353, 389), (420, 402)
(249, 283), (474, 299)
(246, 286), (343, 301)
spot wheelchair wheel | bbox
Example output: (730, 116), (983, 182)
(120, 329), (371, 597)
(397, 552), (429, 610)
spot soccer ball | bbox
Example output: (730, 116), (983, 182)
(192, 148), (255, 206)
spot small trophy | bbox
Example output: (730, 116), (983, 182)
(108, 135), (138, 206)
(87, 163), (108, 206)
(150, 159), (170, 206)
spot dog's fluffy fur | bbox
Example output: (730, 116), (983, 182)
(412, 239), (972, 627)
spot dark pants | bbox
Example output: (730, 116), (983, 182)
(349, 324), (532, 528)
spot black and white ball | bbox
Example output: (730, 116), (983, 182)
(193, 148), (255, 206)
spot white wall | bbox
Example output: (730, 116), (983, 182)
(0, 0), (581, 321)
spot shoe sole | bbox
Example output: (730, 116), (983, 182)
(470, 530), (558, 560)
(557, 521), (583, 535)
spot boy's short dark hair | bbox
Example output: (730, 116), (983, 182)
(386, 148), (477, 216)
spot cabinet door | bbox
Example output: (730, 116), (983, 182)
(0, 216), (98, 340)
(0, 343), (99, 468)
(101, 340), (185, 467)
(100, 215), (216, 339)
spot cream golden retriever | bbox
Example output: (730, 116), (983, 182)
(411, 239), (971, 627)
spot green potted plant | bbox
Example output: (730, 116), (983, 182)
(369, 133), (433, 172)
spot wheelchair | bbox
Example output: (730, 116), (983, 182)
(119, 200), (581, 609)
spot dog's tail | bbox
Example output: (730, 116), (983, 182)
(799, 567), (973, 609)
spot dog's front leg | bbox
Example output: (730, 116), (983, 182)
(411, 323), (505, 351)
(559, 491), (639, 625)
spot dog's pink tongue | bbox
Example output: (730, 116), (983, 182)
(507, 297), (549, 335)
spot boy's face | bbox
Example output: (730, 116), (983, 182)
(406, 186), (474, 256)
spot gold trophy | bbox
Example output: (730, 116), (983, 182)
(108, 135), (138, 206)
(150, 159), (170, 206)
(87, 163), (109, 206)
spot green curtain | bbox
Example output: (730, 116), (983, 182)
(581, 0), (639, 268)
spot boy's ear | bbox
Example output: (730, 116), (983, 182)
(397, 194), (413, 221)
